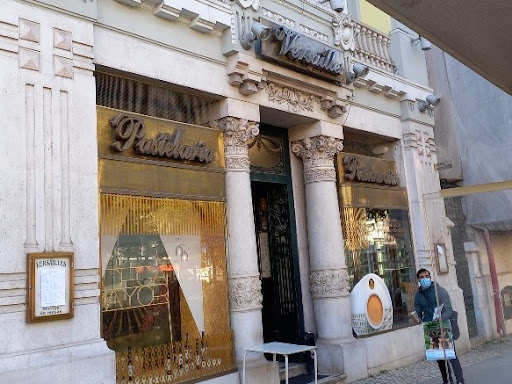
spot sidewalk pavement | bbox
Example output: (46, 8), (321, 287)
(352, 336), (512, 384)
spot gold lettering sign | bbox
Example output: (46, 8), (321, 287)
(97, 106), (225, 200)
(337, 153), (399, 186)
(110, 114), (216, 163)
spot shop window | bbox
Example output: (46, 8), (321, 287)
(342, 207), (416, 328)
(95, 72), (217, 125)
(100, 193), (234, 383)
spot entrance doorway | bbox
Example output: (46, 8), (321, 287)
(252, 182), (300, 344)
(248, 125), (303, 345)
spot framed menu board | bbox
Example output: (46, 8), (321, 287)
(27, 252), (74, 323)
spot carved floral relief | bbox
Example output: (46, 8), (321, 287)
(210, 117), (259, 149)
(292, 136), (344, 183)
(310, 269), (350, 298)
(229, 275), (263, 312)
(263, 82), (320, 113)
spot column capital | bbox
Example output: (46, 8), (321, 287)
(291, 135), (343, 183)
(228, 275), (263, 312)
(210, 117), (259, 172)
(210, 116), (259, 148)
(310, 268), (350, 299)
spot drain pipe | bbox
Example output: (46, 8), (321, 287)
(482, 229), (505, 336)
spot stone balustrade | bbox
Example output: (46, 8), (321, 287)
(354, 21), (394, 73)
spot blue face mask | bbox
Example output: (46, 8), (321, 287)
(420, 277), (432, 289)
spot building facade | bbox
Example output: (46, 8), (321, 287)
(0, 0), (466, 383)
(426, 46), (512, 341)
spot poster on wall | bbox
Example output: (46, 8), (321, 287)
(423, 320), (456, 361)
(27, 252), (74, 323)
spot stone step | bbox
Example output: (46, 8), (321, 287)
(317, 374), (347, 384)
(279, 373), (347, 384)
(279, 362), (308, 380)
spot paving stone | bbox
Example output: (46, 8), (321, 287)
(352, 336), (512, 384)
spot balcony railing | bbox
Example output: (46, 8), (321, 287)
(354, 21), (394, 73)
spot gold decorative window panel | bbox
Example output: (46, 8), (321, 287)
(100, 193), (234, 383)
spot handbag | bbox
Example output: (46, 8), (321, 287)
(450, 310), (460, 340)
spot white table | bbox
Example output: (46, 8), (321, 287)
(242, 342), (318, 384)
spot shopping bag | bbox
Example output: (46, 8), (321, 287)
(423, 320), (456, 361)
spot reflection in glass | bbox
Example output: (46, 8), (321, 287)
(100, 194), (234, 383)
(248, 134), (284, 174)
(342, 208), (416, 328)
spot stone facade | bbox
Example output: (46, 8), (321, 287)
(0, 1), (458, 383)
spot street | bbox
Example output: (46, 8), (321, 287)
(353, 336), (512, 384)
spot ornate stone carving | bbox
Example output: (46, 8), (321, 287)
(263, 82), (320, 113)
(270, 0), (331, 27)
(225, 156), (251, 170)
(211, 117), (259, 148)
(403, 129), (435, 158)
(210, 117), (259, 172)
(300, 25), (329, 42)
(292, 136), (343, 182)
(263, 8), (295, 28)
(232, 0), (260, 11)
(292, 136), (344, 164)
(303, 168), (336, 183)
(332, 14), (356, 51)
(402, 131), (419, 151)
(310, 269), (350, 298)
(229, 275), (263, 312)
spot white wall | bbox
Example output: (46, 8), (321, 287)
(0, 1), (114, 382)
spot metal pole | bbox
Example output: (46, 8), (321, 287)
(482, 229), (505, 336)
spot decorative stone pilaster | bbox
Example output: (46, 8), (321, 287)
(402, 122), (442, 268)
(211, 116), (259, 172)
(291, 135), (343, 183)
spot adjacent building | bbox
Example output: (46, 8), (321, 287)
(0, 1), (466, 383)
(426, 46), (512, 341)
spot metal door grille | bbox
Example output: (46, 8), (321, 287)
(254, 183), (299, 344)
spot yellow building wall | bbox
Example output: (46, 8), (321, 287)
(359, 0), (391, 34)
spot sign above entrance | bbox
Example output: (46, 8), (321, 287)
(97, 106), (224, 170)
(338, 153), (399, 186)
(259, 20), (347, 83)
(97, 107), (225, 200)
(110, 113), (216, 164)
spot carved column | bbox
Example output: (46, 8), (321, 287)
(292, 136), (354, 361)
(210, 117), (264, 365)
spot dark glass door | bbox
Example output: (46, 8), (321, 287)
(248, 125), (303, 346)
(252, 181), (299, 344)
